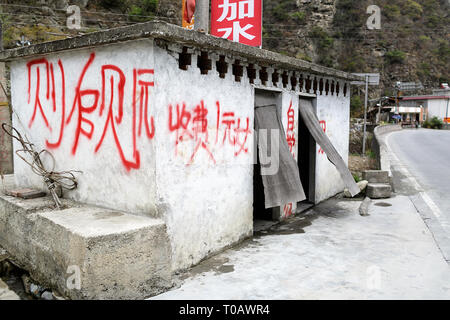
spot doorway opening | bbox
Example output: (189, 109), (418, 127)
(297, 98), (316, 206)
(253, 89), (281, 224)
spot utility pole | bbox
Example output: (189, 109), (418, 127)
(194, 0), (209, 33)
(0, 20), (3, 51)
(378, 96), (382, 124)
(445, 96), (450, 129)
(362, 75), (369, 155)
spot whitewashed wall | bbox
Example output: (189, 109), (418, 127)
(10, 40), (158, 216)
(280, 91), (299, 219)
(9, 38), (352, 272)
(428, 99), (450, 120)
(314, 84), (350, 203)
(153, 46), (254, 271)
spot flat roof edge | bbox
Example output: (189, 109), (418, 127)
(0, 21), (362, 81)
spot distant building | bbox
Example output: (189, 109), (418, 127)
(400, 87), (450, 123)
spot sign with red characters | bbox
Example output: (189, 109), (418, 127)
(211, 0), (262, 47)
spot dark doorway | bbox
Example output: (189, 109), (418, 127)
(253, 89), (281, 221)
(297, 100), (316, 204)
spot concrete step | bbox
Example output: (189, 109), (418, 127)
(0, 279), (20, 300)
(0, 191), (172, 299)
(363, 170), (390, 184)
(366, 183), (392, 199)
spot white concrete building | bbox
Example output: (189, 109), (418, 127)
(400, 89), (450, 123)
(0, 22), (361, 298)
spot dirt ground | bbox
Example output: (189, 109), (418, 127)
(348, 155), (377, 178)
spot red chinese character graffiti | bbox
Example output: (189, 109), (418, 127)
(286, 100), (296, 157)
(190, 101), (215, 165)
(318, 120), (327, 154)
(284, 203), (293, 218)
(26, 52), (156, 171)
(26, 58), (66, 149)
(216, 101), (251, 156)
(169, 100), (251, 165)
(66, 52), (100, 155)
(168, 101), (215, 165)
(136, 69), (155, 139)
(168, 102), (193, 154)
(94, 65), (141, 171)
(27, 58), (51, 130)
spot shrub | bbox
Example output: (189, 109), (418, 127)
(366, 150), (376, 159)
(128, 0), (158, 22)
(403, 0), (423, 21)
(291, 11), (306, 24)
(383, 4), (401, 19)
(350, 96), (363, 115)
(417, 62), (431, 77)
(425, 14), (440, 28)
(386, 49), (406, 64)
(430, 116), (443, 129)
(309, 27), (334, 49)
(423, 117), (443, 129)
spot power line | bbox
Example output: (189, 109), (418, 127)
(0, 3), (175, 19)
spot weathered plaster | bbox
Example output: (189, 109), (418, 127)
(10, 40), (158, 216)
(314, 81), (351, 203)
(153, 46), (254, 271)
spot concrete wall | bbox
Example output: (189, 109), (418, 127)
(0, 62), (13, 174)
(428, 99), (450, 120)
(314, 85), (350, 203)
(372, 124), (402, 173)
(280, 91), (299, 218)
(152, 46), (254, 271)
(10, 40), (158, 216)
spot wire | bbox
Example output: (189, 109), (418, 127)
(0, 3), (177, 19)
(1, 123), (81, 209)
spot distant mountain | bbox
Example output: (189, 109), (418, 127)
(1, 0), (449, 100)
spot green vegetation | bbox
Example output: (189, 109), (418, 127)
(385, 49), (406, 64)
(423, 117), (443, 129)
(383, 4), (401, 19)
(128, 0), (158, 22)
(350, 96), (363, 116)
(290, 11), (306, 24)
(366, 150), (376, 159)
(309, 27), (335, 67)
(2, 24), (66, 48)
(353, 173), (361, 183)
(402, 0), (423, 21)
(296, 52), (312, 62)
(417, 62), (431, 77)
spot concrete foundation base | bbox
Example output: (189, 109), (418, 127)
(366, 183), (392, 199)
(363, 170), (389, 184)
(0, 175), (172, 300)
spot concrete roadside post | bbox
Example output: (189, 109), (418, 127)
(194, 0), (209, 33)
(363, 74), (368, 155)
(351, 73), (380, 155)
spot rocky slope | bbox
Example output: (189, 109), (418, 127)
(0, 0), (449, 101)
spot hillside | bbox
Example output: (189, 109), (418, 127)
(0, 0), (449, 108)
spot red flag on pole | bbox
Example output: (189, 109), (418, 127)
(182, 0), (196, 29)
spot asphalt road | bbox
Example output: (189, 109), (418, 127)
(388, 128), (450, 261)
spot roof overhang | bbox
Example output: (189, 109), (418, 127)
(0, 21), (363, 82)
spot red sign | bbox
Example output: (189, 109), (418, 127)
(211, 0), (262, 47)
